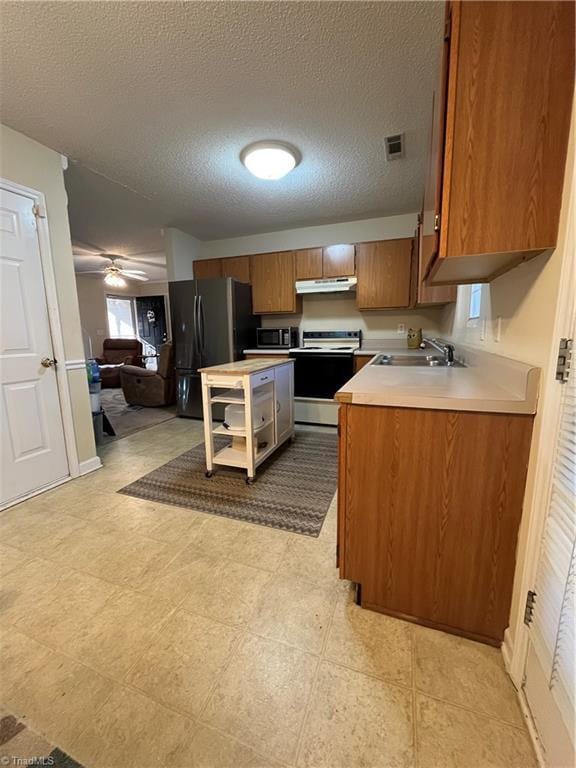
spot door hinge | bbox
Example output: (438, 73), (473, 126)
(434, 214), (441, 232)
(556, 338), (572, 383)
(32, 203), (47, 219)
(524, 590), (537, 626)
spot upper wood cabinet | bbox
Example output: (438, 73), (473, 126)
(250, 251), (300, 315)
(295, 249), (323, 280)
(415, 224), (456, 306)
(222, 255), (250, 283)
(356, 239), (413, 310)
(295, 244), (355, 280)
(194, 259), (222, 279)
(427, 0), (575, 285)
(322, 244), (355, 277)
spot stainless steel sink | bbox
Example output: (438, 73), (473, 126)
(371, 354), (466, 368)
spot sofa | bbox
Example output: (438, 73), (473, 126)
(120, 342), (175, 407)
(96, 338), (144, 389)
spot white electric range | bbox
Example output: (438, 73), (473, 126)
(289, 331), (362, 424)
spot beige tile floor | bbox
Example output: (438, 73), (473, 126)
(0, 419), (537, 768)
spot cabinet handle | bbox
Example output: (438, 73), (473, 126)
(276, 401), (281, 413)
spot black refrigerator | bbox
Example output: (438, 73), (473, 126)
(169, 278), (259, 418)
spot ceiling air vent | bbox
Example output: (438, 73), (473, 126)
(385, 133), (404, 161)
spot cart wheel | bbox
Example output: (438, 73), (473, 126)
(205, 470), (215, 478)
(246, 476), (255, 485)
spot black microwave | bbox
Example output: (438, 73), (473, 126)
(256, 327), (299, 349)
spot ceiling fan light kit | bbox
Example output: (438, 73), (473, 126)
(104, 271), (127, 288)
(74, 251), (150, 285)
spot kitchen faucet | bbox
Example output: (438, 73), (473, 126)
(424, 338), (456, 366)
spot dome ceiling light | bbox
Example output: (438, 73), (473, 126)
(240, 141), (300, 180)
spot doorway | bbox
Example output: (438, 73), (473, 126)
(0, 186), (70, 507)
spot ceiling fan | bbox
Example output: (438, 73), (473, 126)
(80, 254), (150, 287)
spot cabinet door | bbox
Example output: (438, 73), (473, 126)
(295, 248), (323, 280)
(250, 252), (298, 314)
(323, 244), (355, 277)
(356, 240), (412, 309)
(222, 255), (250, 283)
(274, 363), (294, 445)
(417, 222), (456, 306)
(194, 259), (222, 279)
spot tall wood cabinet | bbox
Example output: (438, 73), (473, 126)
(356, 239), (412, 310)
(426, 0), (574, 285)
(250, 251), (300, 314)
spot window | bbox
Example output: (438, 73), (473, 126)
(106, 296), (136, 338)
(469, 284), (482, 319)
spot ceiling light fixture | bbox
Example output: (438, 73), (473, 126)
(104, 272), (126, 288)
(240, 141), (300, 180)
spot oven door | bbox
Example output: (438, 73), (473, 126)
(290, 352), (354, 399)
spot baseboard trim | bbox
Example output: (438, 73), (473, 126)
(517, 688), (546, 768)
(501, 627), (514, 679)
(78, 456), (102, 475)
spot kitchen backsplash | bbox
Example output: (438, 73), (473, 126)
(260, 292), (444, 340)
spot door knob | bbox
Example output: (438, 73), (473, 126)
(41, 357), (56, 368)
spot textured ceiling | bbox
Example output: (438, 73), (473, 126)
(0, 1), (443, 248)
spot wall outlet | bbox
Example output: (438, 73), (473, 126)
(397, 323), (406, 334)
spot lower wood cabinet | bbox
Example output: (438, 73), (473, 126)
(250, 251), (300, 314)
(338, 403), (534, 644)
(356, 239), (412, 310)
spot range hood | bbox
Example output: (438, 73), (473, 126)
(295, 276), (357, 294)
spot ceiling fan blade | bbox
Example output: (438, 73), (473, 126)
(122, 272), (149, 282)
(121, 269), (147, 275)
(78, 270), (106, 275)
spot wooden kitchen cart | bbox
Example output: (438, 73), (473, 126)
(200, 358), (294, 483)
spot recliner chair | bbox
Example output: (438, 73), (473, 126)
(120, 342), (175, 407)
(96, 339), (144, 388)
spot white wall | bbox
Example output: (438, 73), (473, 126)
(164, 227), (203, 280)
(262, 294), (443, 341)
(0, 124), (96, 465)
(201, 213), (417, 259)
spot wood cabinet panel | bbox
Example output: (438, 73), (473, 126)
(429, 0), (574, 284)
(295, 249), (323, 280)
(250, 251), (299, 314)
(417, 226), (456, 306)
(194, 259), (222, 279)
(323, 244), (355, 277)
(356, 239), (412, 310)
(353, 355), (373, 373)
(222, 255), (250, 283)
(339, 403), (534, 644)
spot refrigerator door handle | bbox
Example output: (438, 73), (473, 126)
(198, 294), (207, 359)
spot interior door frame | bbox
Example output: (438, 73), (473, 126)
(502, 130), (574, 755)
(1, 177), (81, 489)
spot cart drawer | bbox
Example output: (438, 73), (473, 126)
(251, 370), (275, 388)
(204, 375), (243, 388)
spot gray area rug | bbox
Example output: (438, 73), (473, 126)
(118, 431), (337, 536)
(101, 388), (176, 440)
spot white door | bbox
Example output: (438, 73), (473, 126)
(0, 188), (69, 506)
(275, 363), (294, 445)
(523, 316), (575, 767)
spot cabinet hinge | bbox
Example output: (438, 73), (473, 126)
(444, 14), (452, 41)
(32, 203), (47, 219)
(434, 214), (441, 232)
(556, 338), (572, 383)
(524, 590), (537, 626)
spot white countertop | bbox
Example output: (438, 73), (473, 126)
(335, 344), (540, 415)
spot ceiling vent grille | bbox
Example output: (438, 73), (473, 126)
(385, 133), (405, 161)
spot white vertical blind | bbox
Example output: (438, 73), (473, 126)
(531, 349), (576, 736)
